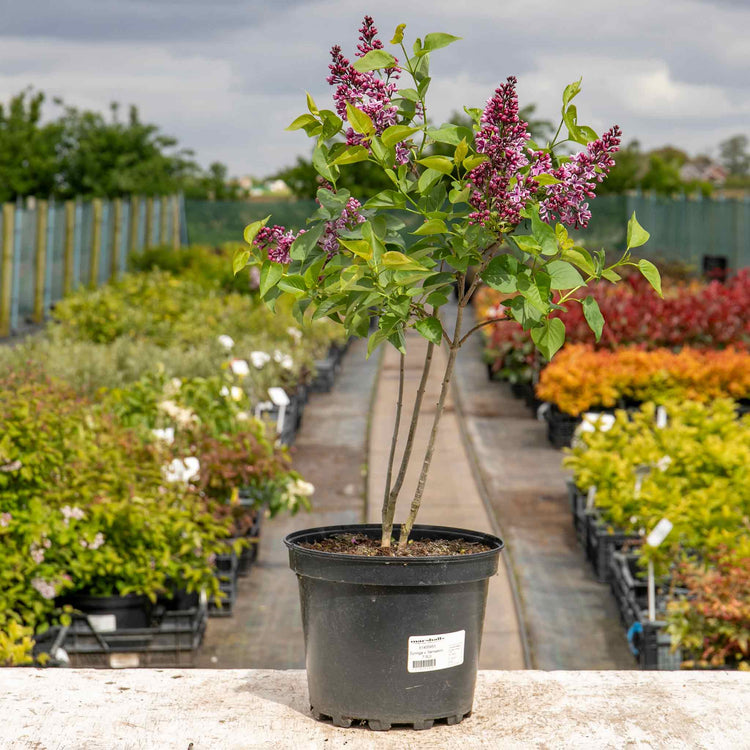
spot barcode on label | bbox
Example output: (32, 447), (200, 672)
(412, 659), (436, 669)
(407, 630), (465, 673)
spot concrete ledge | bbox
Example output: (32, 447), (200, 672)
(1, 669), (747, 748)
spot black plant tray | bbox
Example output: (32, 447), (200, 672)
(310, 354), (338, 393)
(61, 602), (207, 668)
(235, 512), (263, 577)
(545, 405), (581, 448)
(209, 550), (239, 617)
(586, 517), (640, 584)
(629, 618), (682, 671)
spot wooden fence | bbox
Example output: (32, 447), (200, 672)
(0, 194), (186, 337)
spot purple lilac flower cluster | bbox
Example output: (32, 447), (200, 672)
(539, 126), (622, 228)
(253, 196), (364, 264)
(467, 76), (620, 230)
(320, 196), (366, 258)
(466, 77), (535, 227)
(327, 17), (410, 164)
(254, 225), (302, 264)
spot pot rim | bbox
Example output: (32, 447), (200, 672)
(284, 522), (504, 565)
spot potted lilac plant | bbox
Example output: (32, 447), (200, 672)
(235, 16), (659, 731)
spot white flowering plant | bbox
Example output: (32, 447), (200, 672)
(235, 17), (661, 551)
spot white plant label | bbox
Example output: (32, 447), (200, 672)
(586, 485), (598, 511)
(88, 614), (116, 633)
(407, 630), (465, 673)
(268, 387), (290, 407)
(656, 406), (668, 429)
(646, 518), (673, 548)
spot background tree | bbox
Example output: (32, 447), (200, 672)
(0, 90), (61, 202)
(719, 134), (749, 177)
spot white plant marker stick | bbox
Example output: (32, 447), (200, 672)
(647, 560), (656, 622)
(645, 518), (674, 623)
(268, 387), (291, 436)
(586, 485), (597, 511)
(656, 406), (668, 429)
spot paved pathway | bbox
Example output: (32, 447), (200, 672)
(445, 303), (634, 669)
(367, 331), (527, 670)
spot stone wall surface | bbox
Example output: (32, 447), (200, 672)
(1, 669), (747, 749)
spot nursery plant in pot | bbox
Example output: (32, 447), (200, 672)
(235, 16), (660, 730)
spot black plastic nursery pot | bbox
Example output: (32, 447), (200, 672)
(60, 592), (151, 629)
(285, 523), (504, 730)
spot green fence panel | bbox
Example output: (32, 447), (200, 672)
(185, 193), (749, 272)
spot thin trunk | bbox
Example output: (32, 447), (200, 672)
(398, 303), (464, 551)
(381, 341), (434, 547)
(380, 353), (405, 548)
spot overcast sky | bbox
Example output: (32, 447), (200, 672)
(1, 0), (748, 178)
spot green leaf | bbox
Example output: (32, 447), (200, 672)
(510, 235), (543, 256)
(601, 268), (622, 283)
(534, 174), (562, 186)
(345, 102), (375, 135)
(289, 223), (326, 261)
(417, 155), (454, 174)
(454, 138), (468, 164)
(259, 261), (283, 297)
(381, 251), (427, 271)
(306, 92), (319, 115)
(367, 329), (388, 358)
(364, 190), (406, 210)
(338, 238), (372, 262)
(426, 124), (463, 145)
(531, 317), (566, 360)
(546, 260), (584, 290)
(462, 154), (488, 171)
(518, 272), (551, 313)
(287, 113), (317, 131)
(638, 258), (663, 297)
(530, 206), (558, 256)
(627, 212), (650, 250)
(312, 144), (336, 182)
(561, 245), (595, 276)
(243, 216), (270, 246)
(390, 23), (406, 45)
(562, 78), (582, 111)
(232, 248), (250, 276)
(421, 32), (461, 52)
(482, 255), (519, 293)
(448, 186), (470, 204)
(415, 317), (443, 345)
(412, 218), (448, 236)
(582, 296), (604, 342)
(381, 125), (420, 147)
(331, 146), (370, 165)
(353, 49), (398, 72)
(277, 275), (307, 296)
(417, 167), (443, 194)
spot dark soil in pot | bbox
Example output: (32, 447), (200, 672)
(285, 523), (503, 730)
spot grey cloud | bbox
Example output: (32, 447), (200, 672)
(0, 0), (311, 42)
